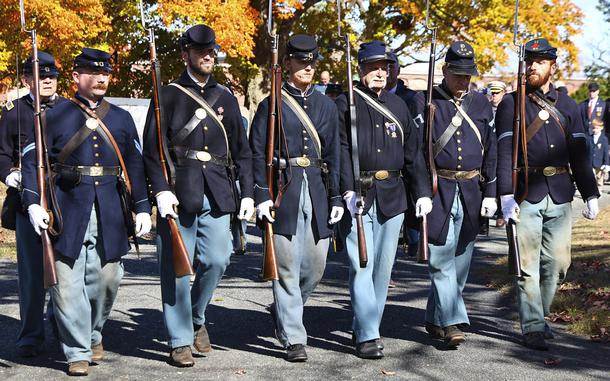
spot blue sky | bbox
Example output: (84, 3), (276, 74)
(572, 0), (608, 69)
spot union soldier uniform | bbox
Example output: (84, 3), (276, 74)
(21, 48), (152, 374)
(250, 35), (342, 362)
(410, 41), (497, 345)
(0, 52), (65, 356)
(336, 41), (431, 358)
(142, 24), (254, 365)
(496, 38), (599, 349)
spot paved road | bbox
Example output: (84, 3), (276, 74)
(0, 192), (608, 380)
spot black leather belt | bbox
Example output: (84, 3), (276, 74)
(273, 156), (324, 169)
(53, 163), (120, 177)
(521, 166), (568, 177)
(360, 170), (401, 181)
(436, 168), (480, 180)
(185, 149), (229, 167)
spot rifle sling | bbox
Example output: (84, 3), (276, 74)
(432, 91), (474, 158)
(434, 86), (483, 154)
(280, 89), (322, 159)
(168, 83), (232, 166)
(57, 101), (111, 164)
(353, 88), (404, 144)
(69, 98), (132, 193)
(525, 114), (546, 143)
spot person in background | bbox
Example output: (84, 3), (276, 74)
(589, 118), (609, 191)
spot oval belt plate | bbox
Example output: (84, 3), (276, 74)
(296, 157), (310, 167)
(375, 170), (389, 180)
(452, 115), (462, 126)
(86, 118), (98, 130)
(195, 108), (207, 120)
(542, 166), (556, 176)
(196, 151), (212, 162)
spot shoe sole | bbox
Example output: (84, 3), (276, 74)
(193, 342), (212, 353)
(445, 335), (465, 347)
(286, 356), (308, 362)
(168, 359), (195, 367)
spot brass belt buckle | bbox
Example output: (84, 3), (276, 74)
(542, 166), (556, 176)
(196, 151), (212, 162)
(296, 157), (311, 167)
(375, 170), (389, 180)
(455, 171), (467, 180)
(89, 166), (104, 176)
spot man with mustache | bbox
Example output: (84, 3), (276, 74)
(142, 24), (254, 367)
(496, 38), (599, 350)
(250, 35), (343, 362)
(410, 41), (497, 348)
(0, 52), (66, 358)
(22, 48), (152, 376)
(336, 40), (432, 359)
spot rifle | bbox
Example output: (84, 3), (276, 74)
(139, 0), (193, 277)
(418, 0), (438, 264)
(507, 0), (526, 277)
(261, 0), (279, 280)
(20, 0), (57, 288)
(337, 0), (367, 268)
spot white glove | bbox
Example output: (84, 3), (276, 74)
(135, 213), (152, 237)
(328, 206), (344, 225)
(5, 170), (21, 189)
(257, 200), (275, 223)
(415, 197), (433, 217)
(501, 194), (520, 223)
(602, 165), (610, 173)
(238, 197), (255, 220)
(156, 191), (179, 219)
(480, 197), (497, 218)
(28, 204), (49, 235)
(343, 191), (364, 218)
(583, 198), (599, 220)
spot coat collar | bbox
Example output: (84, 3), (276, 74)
(174, 70), (218, 90)
(282, 81), (315, 98)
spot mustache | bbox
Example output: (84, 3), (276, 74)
(93, 85), (108, 90)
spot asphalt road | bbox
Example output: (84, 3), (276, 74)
(0, 192), (608, 380)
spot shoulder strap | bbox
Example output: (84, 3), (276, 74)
(528, 93), (567, 137)
(434, 86), (483, 152)
(57, 101), (112, 164)
(353, 88), (404, 145)
(168, 83), (230, 161)
(70, 98), (132, 193)
(280, 89), (322, 159)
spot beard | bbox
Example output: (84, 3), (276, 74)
(527, 69), (551, 88)
(187, 55), (213, 77)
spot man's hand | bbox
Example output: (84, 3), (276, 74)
(156, 191), (179, 219)
(343, 191), (364, 218)
(328, 206), (344, 225)
(415, 197), (433, 217)
(480, 197), (497, 218)
(135, 213), (152, 237)
(501, 194), (520, 223)
(28, 204), (49, 235)
(256, 200), (275, 223)
(5, 170), (21, 189)
(583, 198), (599, 220)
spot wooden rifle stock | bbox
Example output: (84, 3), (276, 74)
(147, 25), (193, 277)
(419, 20), (437, 264)
(28, 32), (58, 288)
(261, 26), (280, 281)
(506, 42), (527, 278)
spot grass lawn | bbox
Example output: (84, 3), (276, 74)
(0, 183), (16, 261)
(485, 206), (610, 342)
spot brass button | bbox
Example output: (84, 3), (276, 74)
(304, 105), (308, 109)
(302, 130), (306, 133)
(377, 149), (381, 153)
(550, 144), (554, 148)
(93, 136), (98, 140)
(456, 131), (461, 135)
(95, 162), (100, 166)
(458, 147), (462, 152)
(94, 181), (100, 186)
(304, 137), (308, 141)
(204, 126), (208, 131)
(545, 121), (549, 124)
(457, 139), (461, 144)
(304, 146), (308, 149)
(94, 153), (100, 157)
(458, 156), (462, 160)
(202, 165), (206, 169)
(376, 124), (380, 128)
(457, 164), (462, 169)
(204, 146), (208, 150)
(94, 144), (99, 148)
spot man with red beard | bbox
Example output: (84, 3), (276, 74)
(496, 38), (599, 350)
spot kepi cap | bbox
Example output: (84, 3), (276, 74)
(286, 34), (321, 61)
(445, 41), (478, 76)
(357, 41), (395, 64)
(524, 38), (557, 60)
(73, 48), (112, 72)
(180, 24), (220, 51)
(23, 51), (58, 77)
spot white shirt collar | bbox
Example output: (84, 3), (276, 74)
(187, 67), (209, 88)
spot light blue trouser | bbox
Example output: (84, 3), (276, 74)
(158, 195), (232, 349)
(272, 173), (329, 347)
(346, 202), (404, 344)
(16, 210), (46, 347)
(425, 187), (475, 328)
(515, 196), (572, 334)
(52, 206), (123, 362)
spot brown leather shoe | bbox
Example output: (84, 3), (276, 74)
(91, 342), (104, 361)
(444, 325), (465, 348)
(425, 322), (445, 339)
(169, 346), (194, 367)
(67, 361), (89, 376)
(193, 325), (212, 353)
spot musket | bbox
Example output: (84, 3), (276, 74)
(507, 0), (526, 277)
(20, 0), (57, 288)
(139, 0), (193, 277)
(338, 0), (367, 267)
(418, 0), (437, 264)
(261, 0), (279, 280)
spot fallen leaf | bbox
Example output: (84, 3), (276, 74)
(381, 370), (396, 375)
(544, 358), (561, 366)
(235, 369), (247, 375)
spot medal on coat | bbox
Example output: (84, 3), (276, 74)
(216, 106), (224, 121)
(385, 122), (397, 138)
